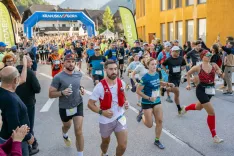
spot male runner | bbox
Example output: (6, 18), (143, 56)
(88, 60), (129, 156)
(118, 42), (125, 78)
(162, 46), (186, 115)
(49, 54), (84, 156)
(47, 47), (63, 77)
(88, 46), (106, 85)
(105, 42), (118, 62)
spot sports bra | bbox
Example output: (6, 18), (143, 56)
(198, 64), (215, 84)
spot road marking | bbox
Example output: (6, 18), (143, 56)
(39, 73), (53, 79)
(40, 98), (56, 112)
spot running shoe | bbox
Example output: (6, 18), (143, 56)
(181, 76), (187, 84)
(166, 96), (173, 103)
(180, 106), (187, 115)
(136, 110), (143, 123)
(137, 103), (141, 107)
(213, 135), (224, 144)
(154, 140), (165, 149)
(63, 136), (72, 147)
(223, 91), (233, 96)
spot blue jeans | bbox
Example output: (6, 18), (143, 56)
(0, 137), (29, 156)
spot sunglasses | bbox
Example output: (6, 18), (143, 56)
(174, 50), (180, 53)
(205, 53), (212, 57)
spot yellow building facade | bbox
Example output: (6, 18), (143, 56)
(136, 0), (234, 47)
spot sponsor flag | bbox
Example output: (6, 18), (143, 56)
(119, 6), (138, 47)
(0, 2), (15, 48)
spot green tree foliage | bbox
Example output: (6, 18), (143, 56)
(102, 6), (114, 30)
(13, 0), (49, 13)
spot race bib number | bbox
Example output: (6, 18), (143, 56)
(135, 74), (140, 79)
(118, 115), (127, 126)
(118, 56), (123, 59)
(205, 87), (215, 95)
(95, 70), (102, 75)
(152, 90), (160, 98)
(173, 66), (181, 73)
(54, 60), (60, 65)
(196, 61), (202, 66)
(66, 108), (77, 116)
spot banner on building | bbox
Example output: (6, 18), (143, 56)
(0, 2), (15, 48)
(119, 6), (138, 47)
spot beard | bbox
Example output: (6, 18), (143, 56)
(107, 73), (117, 80)
(66, 66), (75, 71)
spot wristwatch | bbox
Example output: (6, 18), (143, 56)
(99, 109), (103, 115)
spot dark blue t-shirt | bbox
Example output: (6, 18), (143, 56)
(64, 49), (72, 56)
(140, 72), (161, 104)
(0, 88), (31, 141)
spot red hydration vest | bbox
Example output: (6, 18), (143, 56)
(99, 78), (125, 110)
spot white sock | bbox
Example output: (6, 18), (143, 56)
(63, 133), (68, 138)
(78, 151), (83, 156)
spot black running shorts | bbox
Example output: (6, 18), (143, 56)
(142, 103), (161, 109)
(93, 75), (104, 81)
(59, 103), (83, 122)
(196, 83), (213, 104)
(119, 59), (124, 65)
(168, 77), (181, 87)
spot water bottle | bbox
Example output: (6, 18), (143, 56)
(68, 84), (73, 94)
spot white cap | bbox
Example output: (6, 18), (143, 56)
(164, 42), (171, 47)
(138, 51), (143, 57)
(171, 46), (181, 51)
(94, 46), (100, 50)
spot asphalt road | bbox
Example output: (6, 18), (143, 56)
(33, 63), (234, 156)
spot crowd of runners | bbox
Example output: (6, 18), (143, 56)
(0, 34), (233, 156)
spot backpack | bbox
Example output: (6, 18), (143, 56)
(159, 51), (167, 64)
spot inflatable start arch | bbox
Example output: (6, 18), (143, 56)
(24, 11), (96, 38)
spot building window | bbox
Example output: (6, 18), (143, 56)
(161, 0), (166, 11)
(176, 0), (182, 8)
(176, 21), (183, 44)
(186, 0), (194, 6)
(198, 19), (206, 42)
(161, 23), (166, 41)
(186, 20), (194, 41)
(168, 22), (174, 41)
(168, 0), (173, 9)
(52, 24), (55, 27)
(198, 0), (206, 3)
(62, 24), (66, 27)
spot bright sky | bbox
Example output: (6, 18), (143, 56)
(46, 0), (64, 5)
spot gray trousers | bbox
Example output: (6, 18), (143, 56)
(224, 66), (233, 92)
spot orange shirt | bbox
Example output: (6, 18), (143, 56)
(48, 54), (63, 77)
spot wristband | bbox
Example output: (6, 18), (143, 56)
(99, 109), (103, 115)
(61, 91), (64, 96)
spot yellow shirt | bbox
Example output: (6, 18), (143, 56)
(58, 48), (65, 56)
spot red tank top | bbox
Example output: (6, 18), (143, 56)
(198, 64), (215, 84)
